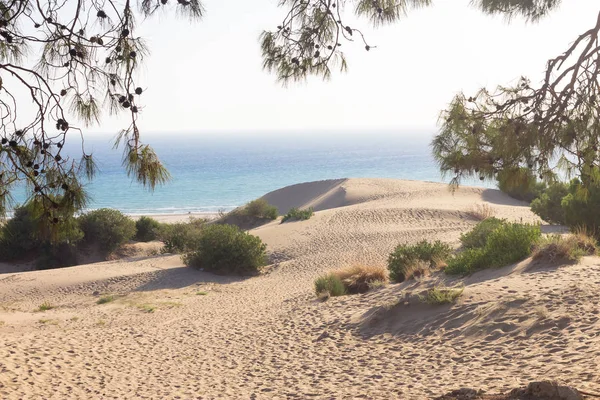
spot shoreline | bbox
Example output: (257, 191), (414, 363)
(130, 212), (221, 223)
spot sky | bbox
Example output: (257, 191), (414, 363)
(22, 1), (600, 135)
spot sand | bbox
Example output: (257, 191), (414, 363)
(0, 178), (598, 399)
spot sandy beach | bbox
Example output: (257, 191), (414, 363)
(1, 178), (598, 399)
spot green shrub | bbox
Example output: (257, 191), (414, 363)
(314, 274), (346, 297)
(78, 208), (136, 254)
(497, 168), (546, 203)
(183, 224), (267, 275)
(157, 218), (205, 254)
(420, 287), (464, 305)
(447, 222), (541, 275)
(135, 216), (161, 242)
(281, 207), (314, 223)
(561, 179), (600, 236)
(0, 200), (82, 268)
(243, 199), (278, 220)
(387, 240), (452, 283)
(460, 217), (504, 249)
(530, 182), (569, 225)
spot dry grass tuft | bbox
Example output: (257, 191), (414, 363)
(532, 233), (598, 263)
(420, 287), (464, 305)
(332, 264), (389, 294)
(466, 203), (496, 221)
(401, 259), (433, 281)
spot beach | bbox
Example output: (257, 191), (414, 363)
(1, 178), (599, 399)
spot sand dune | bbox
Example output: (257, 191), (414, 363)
(1, 178), (598, 399)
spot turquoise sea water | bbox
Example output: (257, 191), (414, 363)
(12, 131), (491, 214)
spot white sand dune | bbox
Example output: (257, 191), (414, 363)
(0, 178), (598, 399)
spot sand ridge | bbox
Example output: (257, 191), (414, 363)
(0, 178), (598, 399)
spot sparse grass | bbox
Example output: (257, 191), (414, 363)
(332, 264), (389, 294)
(96, 319), (106, 326)
(0, 320), (5, 327)
(466, 203), (496, 221)
(37, 302), (55, 312)
(420, 287), (464, 305)
(96, 295), (117, 305)
(367, 280), (388, 290)
(159, 301), (183, 308)
(137, 304), (155, 313)
(388, 240), (452, 282)
(532, 233), (597, 262)
(314, 274), (346, 298)
(535, 306), (549, 320)
(69, 316), (80, 322)
(38, 319), (58, 325)
(281, 207), (314, 223)
(314, 265), (388, 298)
(196, 291), (208, 296)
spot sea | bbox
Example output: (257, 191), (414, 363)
(10, 130), (492, 215)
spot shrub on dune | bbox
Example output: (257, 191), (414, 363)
(135, 216), (161, 242)
(532, 232), (598, 263)
(183, 224), (267, 275)
(314, 274), (346, 298)
(387, 240), (452, 283)
(420, 287), (464, 305)
(447, 222), (541, 275)
(157, 218), (205, 254)
(332, 264), (388, 294)
(78, 208), (136, 255)
(243, 199), (278, 220)
(460, 217), (504, 249)
(281, 207), (314, 223)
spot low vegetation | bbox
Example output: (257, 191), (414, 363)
(135, 216), (161, 242)
(97, 295), (117, 305)
(37, 302), (55, 312)
(460, 217), (504, 249)
(446, 221), (541, 275)
(420, 287), (464, 305)
(242, 199), (278, 220)
(183, 224), (268, 275)
(158, 218), (205, 254)
(314, 274), (346, 298)
(388, 240), (452, 283)
(466, 203), (496, 221)
(281, 207), (314, 223)
(314, 265), (388, 299)
(532, 232), (598, 263)
(79, 208), (136, 255)
(497, 168), (546, 203)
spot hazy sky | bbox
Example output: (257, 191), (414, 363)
(95, 0), (598, 134)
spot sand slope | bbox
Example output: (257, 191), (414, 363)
(0, 178), (598, 399)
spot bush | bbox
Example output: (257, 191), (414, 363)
(78, 208), (136, 254)
(0, 200), (82, 268)
(243, 199), (278, 220)
(183, 224), (267, 275)
(530, 182), (569, 224)
(497, 168), (546, 202)
(281, 207), (314, 223)
(447, 222), (541, 275)
(157, 218), (205, 254)
(460, 217), (505, 249)
(314, 274), (346, 298)
(135, 216), (161, 242)
(532, 233), (598, 263)
(420, 287), (464, 305)
(561, 179), (600, 236)
(332, 265), (388, 294)
(387, 240), (452, 283)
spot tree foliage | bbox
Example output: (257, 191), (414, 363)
(432, 11), (600, 197)
(0, 0), (202, 230)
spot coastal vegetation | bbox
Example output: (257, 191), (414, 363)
(135, 217), (162, 242)
(314, 264), (388, 299)
(242, 199), (279, 220)
(157, 218), (206, 254)
(79, 209), (137, 255)
(282, 207), (314, 223)
(182, 224), (267, 275)
(387, 240), (452, 283)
